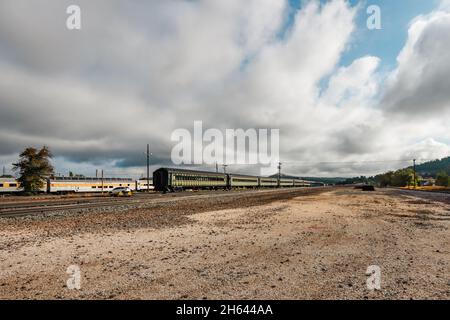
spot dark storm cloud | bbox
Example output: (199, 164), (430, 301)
(329, 124), (379, 156)
(115, 155), (173, 168)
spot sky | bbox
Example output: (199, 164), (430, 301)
(1, 0), (450, 178)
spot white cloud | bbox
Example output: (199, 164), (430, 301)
(402, 138), (450, 162)
(382, 7), (450, 117)
(320, 56), (380, 108)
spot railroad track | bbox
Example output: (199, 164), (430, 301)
(0, 194), (159, 209)
(0, 192), (169, 218)
(0, 187), (328, 218)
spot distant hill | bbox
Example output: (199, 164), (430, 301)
(267, 157), (450, 183)
(268, 174), (298, 179)
(300, 177), (347, 184)
(412, 157), (450, 176)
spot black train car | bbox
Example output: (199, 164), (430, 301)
(153, 168), (227, 192)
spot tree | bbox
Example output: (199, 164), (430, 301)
(391, 168), (417, 187)
(13, 146), (54, 193)
(375, 169), (419, 187)
(375, 171), (394, 187)
(436, 171), (449, 187)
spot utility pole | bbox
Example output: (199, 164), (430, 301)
(146, 144), (151, 192)
(101, 169), (104, 195)
(413, 159), (417, 189)
(2, 166), (5, 177)
(278, 162), (282, 188)
(95, 169), (98, 179)
(216, 162), (219, 173)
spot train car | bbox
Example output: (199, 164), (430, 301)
(0, 178), (22, 193)
(153, 168), (227, 192)
(293, 179), (310, 187)
(228, 174), (259, 188)
(259, 177), (278, 188)
(279, 178), (295, 187)
(47, 177), (136, 193)
(136, 178), (154, 191)
(0, 178), (49, 193)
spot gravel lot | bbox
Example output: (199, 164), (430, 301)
(0, 187), (449, 300)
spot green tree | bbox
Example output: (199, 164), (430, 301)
(375, 171), (394, 187)
(435, 171), (449, 187)
(12, 146), (54, 193)
(376, 169), (419, 187)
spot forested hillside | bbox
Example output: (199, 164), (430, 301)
(414, 157), (450, 176)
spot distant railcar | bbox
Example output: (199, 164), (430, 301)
(229, 174), (259, 188)
(136, 178), (154, 191)
(0, 178), (22, 193)
(279, 178), (295, 187)
(293, 179), (308, 187)
(259, 177), (278, 188)
(0, 176), (144, 194)
(47, 177), (136, 193)
(153, 168), (227, 192)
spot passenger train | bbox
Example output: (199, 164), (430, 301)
(153, 168), (312, 192)
(0, 167), (315, 194)
(0, 176), (154, 194)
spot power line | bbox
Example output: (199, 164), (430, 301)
(281, 158), (441, 167)
(283, 159), (420, 165)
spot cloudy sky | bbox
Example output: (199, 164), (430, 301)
(1, 0), (450, 178)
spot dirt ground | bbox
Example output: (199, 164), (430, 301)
(0, 188), (449, 300)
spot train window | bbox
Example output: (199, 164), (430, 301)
(9, 183), (17, 187)
(92, 186), (96, 189)
(0, 184), (3, 187)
